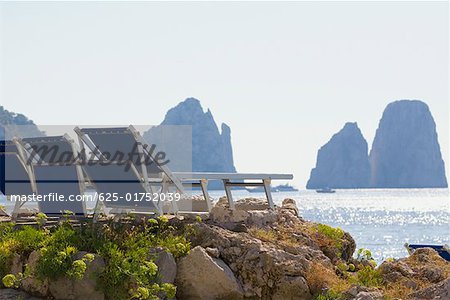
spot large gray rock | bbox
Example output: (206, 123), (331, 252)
(307, 122), (370, 189)
(144, 98), (236, 189)
(48, 251), (105, 300)
(175, 246), (244, 300)
(369, 100), (447, 188)
(21, 251), (49, 297)
(155, 250), (177, 284)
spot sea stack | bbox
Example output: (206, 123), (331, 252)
(144, 98), (236, 175)
(307, 122), (370, 189)
(369, 100), (447, 188)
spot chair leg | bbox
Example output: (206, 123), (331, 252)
(223, 180), (235, 210)
(200, 179), (212, 212)
(263, 179), (275, 209)
(11, 198), (25, 221)
(92, 194), (103, 223)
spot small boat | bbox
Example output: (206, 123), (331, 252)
(275, 183), (299, 192)
(316, 187), (336, 193)
(247, 186), (279, 193)
(405, 243), (450, 261)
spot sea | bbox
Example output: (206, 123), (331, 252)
(2, 188), (449, 263)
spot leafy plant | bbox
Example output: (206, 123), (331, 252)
(0, 214), (190, 298)
(352, 265), (383, 287)
(315, 289), (346, 300)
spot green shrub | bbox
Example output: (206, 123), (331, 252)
(12, 226), (47, 256)
(315, 289), (345, 300)
(316, 224), (344, 241)
(0, 224), (47, 282)
(352, 265), (383, 287)
(0, 216), (189, 298)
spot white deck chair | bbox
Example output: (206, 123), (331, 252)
(17, 135), (87, 216)
(1, 140), (36, 219)
(74, 126), (184, 217)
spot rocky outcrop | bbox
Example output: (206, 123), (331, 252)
(377, 247), (450, 299)
(369, 100), (447, 188)
(176, 246), (244, 300)
(411, 276), (450, 299)
(180, 197), (357, 299)
(307, 122), (370, 189)
(144, 98), (236, 189)
(0, 106), (42, 139)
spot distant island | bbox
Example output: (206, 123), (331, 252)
(0, 106), (43, 139)
(307, 100), (448, 189)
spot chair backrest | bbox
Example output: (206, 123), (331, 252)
(76, 126), (184, 190)
(20, 136), (86, 216)
(22, 136), (78, 164)
(83, 161), (160, 212)
(77, 127), (163, 175)
(0, 140), (34, 197)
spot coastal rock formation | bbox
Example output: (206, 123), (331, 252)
(181, 198), (356, 299)
(369, 100), (448, 188)
(377, 247), (450, 299)
(307, 122), (370, 189)
(0, 106), (42, 139)
(144, 98), (236, 177)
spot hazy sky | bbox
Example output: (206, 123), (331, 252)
(1, 2), (448, 188)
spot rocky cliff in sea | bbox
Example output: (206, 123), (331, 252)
(307, 122), (370, 189)
(0, 106), (42, 139)
(369, 100), (448, 188)
(144, 98), (236, 177)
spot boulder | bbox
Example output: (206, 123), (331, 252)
(205, 247), (220, 258)
(48, 252), (105, 300)
(21, 250), (49, 297)
(176, 246), (244, 300)
(378, 260), (414, 283)
(10, 253), (23, 275)
(155, 251), (177, 284)
(209, 197), (300, 231)
(272, 276), (311, 300)
(354, 290), (383, 300)
(281, 198), (299, 217)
